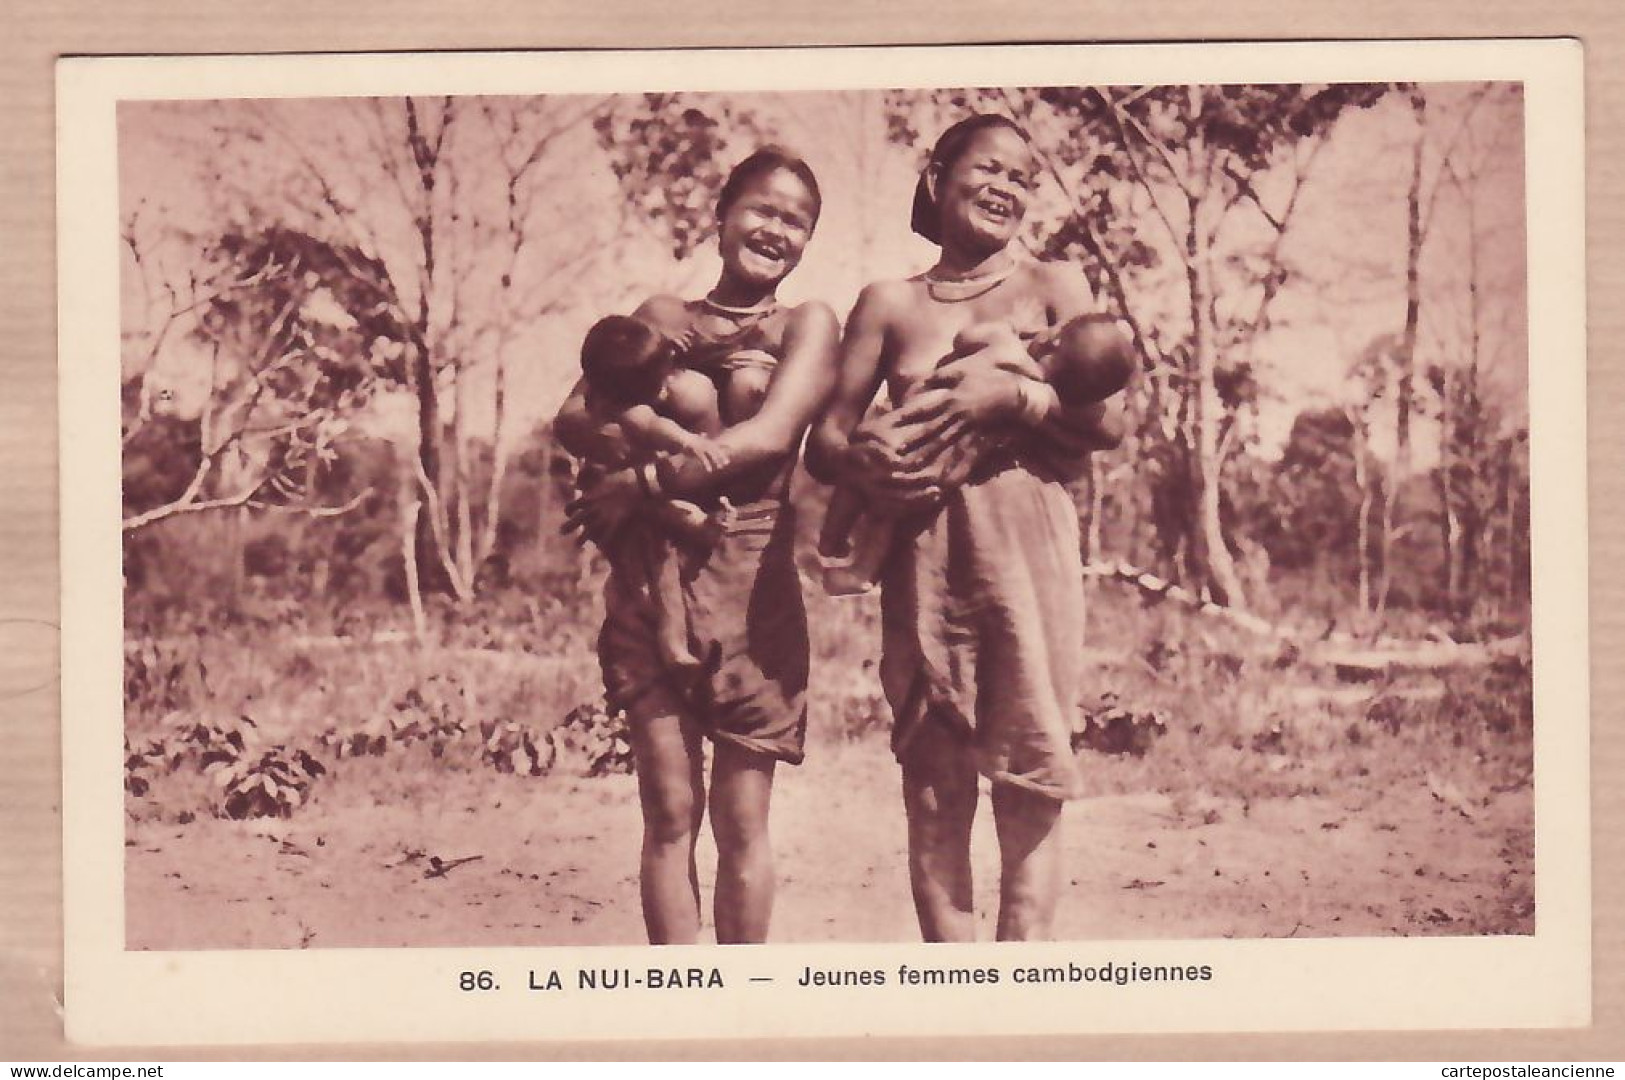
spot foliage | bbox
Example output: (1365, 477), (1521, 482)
(542, 702), (635, 778)
(1260, 408), (1362, 571)
(1073, 694), (1169, 757)
(593, 94), (767, 260)
(124, 713), (327, 819)
(122, 226), (398, 531)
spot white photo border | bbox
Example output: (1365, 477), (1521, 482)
(58, 39), (1589, 1046)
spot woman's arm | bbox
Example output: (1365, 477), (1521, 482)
(804, 283), (894, 485)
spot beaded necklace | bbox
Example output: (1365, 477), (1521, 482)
(923, 258), (1020, 303)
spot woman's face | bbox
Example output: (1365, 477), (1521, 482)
(717, 168), (819, 290)
(931, 126), (1036, 254)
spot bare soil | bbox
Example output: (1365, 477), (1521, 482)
(125, 736), (1534, 950)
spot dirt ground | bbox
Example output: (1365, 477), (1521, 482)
(125, 735), (1534, 950)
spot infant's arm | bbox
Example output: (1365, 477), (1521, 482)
(617, 404), (707, 456)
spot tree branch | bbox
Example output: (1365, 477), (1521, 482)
(246, 487), (372, 518)
(1094, 87), (1194, 202)
(122, 470), (266, 532)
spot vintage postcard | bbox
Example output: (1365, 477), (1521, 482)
(56, 39), (1587, 1046)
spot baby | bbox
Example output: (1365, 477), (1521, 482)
(576, 314), (734, 674)
(818, 313), (1134, 595)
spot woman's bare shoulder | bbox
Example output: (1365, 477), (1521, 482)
(784, 297), (839, 331)
(1027, 259), (1090, 290)
(1027, 260), (1096, 309)
(852, 277), (923, 320)
(630, 294), (693, 334)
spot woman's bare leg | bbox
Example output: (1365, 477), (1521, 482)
(628, 711), (706, 944)
(899, 722), (979, 942)
(991, 781), (1064, 941)
(708, 740), (777, 943)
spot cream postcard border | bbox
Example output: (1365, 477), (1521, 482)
(57, 39), (1588, 1047)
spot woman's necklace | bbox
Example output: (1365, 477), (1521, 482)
(700, 293), (779, 319)
(923, 258), (1020, 303)
(696, 292), (777, 346)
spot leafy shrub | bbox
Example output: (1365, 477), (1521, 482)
(1073, 695), (1168, 757)
(480, 719), (551, 777)
(124, 638), (210, 720)
(124, 712), (326, 819)
(545, 702), (634, 777)
(206, 746), (327, 819)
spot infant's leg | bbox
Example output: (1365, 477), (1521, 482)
(645, 546), (701, 673)
(818, 488), (867, 559)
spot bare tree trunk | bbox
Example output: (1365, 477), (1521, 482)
(478, 347), (510, 572)
(409, 337), (443, 591)
(1377, 87), (1428, 617)
(404, 97), (453, 597)
(1434, 369), (1461, 614)
(451, 370), (476, 594)
(1461, 183), (1485, 613)
(1183, 126), (1248, 610)
(1079, 458), (1106, 640)
(401, 493), (428, 640)
(1443, 482), (1465, 613)
(1352, 421), (1374, 614)
(1085, 455), (1105, 568)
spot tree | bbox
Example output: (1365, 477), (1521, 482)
(1376, 82), (1502, 615)
(1265, 408), (1362, 584)
(120, 226), (394, 533)
(1411, 85), (1526, 618)
(126, 94), (624, 604)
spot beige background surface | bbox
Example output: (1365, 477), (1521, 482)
(4, 2), (1622, 1061)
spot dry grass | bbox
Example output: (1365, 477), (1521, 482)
(125, 574), (1533, 834)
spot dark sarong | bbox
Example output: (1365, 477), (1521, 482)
(599, 498), (809, 764)
(878, 461), (1086, 800)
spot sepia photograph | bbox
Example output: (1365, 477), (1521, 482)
(56, 40), (1588, 1044)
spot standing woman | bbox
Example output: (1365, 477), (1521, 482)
(556, 148), (839, 945)
(808, 115), (1123, 941)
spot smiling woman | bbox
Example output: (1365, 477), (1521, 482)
(808, 113), (1128, 943)
(552, 146), (840, 946)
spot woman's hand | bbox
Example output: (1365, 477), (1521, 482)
(886, 358), (1023, 466)
(563, 467), (644, 544)
(683, 437), (732, 474)
(838, 434), (943, 511)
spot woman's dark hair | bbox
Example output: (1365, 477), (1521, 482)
(717, 145), (823, 228)
(909, 113), (1031, 244)
(579, 314), (676, 411)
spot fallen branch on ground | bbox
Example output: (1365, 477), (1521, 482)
(1086, 560), (1528, 674)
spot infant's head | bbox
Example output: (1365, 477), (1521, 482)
(580, 315), (677, 411)
(1043, 314), (1135, 406)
